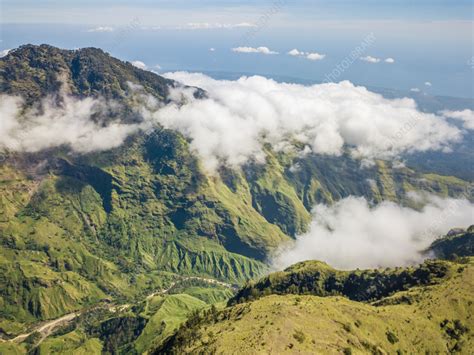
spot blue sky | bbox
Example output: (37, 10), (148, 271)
(1, 0), (473, 97)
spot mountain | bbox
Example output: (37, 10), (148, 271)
(1, 44), (172, 104)
(229, 258), (454, 305)
(0, 45), (473, 353)
(159, 243), (474, 354)
(228, 227), (473, 305)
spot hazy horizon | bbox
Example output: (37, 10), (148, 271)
(1, 0), (473, 97)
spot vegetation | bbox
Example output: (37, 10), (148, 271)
(158, 257), (474, 354)
(0, 45), (473, 353)
(427, 226), (474, 259)
(230, 258), (454, 304)
(0, 44), (178, 106)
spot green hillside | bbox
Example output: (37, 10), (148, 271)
(229, 258), (453, 305)
(159, 257), (474, 354)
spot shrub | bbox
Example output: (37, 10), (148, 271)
(293, 329), (306, 343)
(386, 330), (399, 344)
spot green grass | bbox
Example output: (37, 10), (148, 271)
(160, 257), (474, 354)
(1, 147), (471, 337)
(134, 294), (208, 354)
(36, 330), (103, 355)
(169, 286), (234, 305)
(0, 342), (27, 354)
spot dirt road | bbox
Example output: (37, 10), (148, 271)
(10, 312), (80, 344)
(4, 275), (236, 346)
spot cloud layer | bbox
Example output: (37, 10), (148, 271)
(153, 72), (462, 171)
(272, 195), (474, 270)
(0, 73), (468, 173)
(0, 95), (140, 153)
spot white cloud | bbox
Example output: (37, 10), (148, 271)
(425, 81), (432, 86)
(232, 46), (278, 55)
(209, 47), (216, 52)
(287, 49), (326, 61)
(410, 88), (420, 92)
(441, 109), (474, 130)
(288, 49), (303, 56)
(152, 72), (462, 172)
(0, 95), (139, 153)
(385, 57), (395, 63)
(0, 49), (12, 58)
(272, 195), (474, 270)
(306, 52), (326, 61)
(154, 64), (162, 70)
(86, 26), (114, 33)
(131, 61), (147, 70)
(360, 55), (381, 63)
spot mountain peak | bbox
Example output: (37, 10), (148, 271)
(0, 43), (173, 103)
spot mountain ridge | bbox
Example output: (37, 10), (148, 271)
(158, 231), (474, 354)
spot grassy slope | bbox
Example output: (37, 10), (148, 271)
(0, 135), (271, 335)
(30, 289), (227, 355)
(286, 153), (472, 209)
(0, 286), (226, 355)
(1, 140), (472, 336)
(134, 294), (208, 354)
(35, 330), (103, 355)
(160, 258), (474, 354)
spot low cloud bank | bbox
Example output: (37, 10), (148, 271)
(157, 72), (462, 171)
(0, 73), (469, 172)
(272, 195), (474, 270)
(0, 95), (140, 153)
